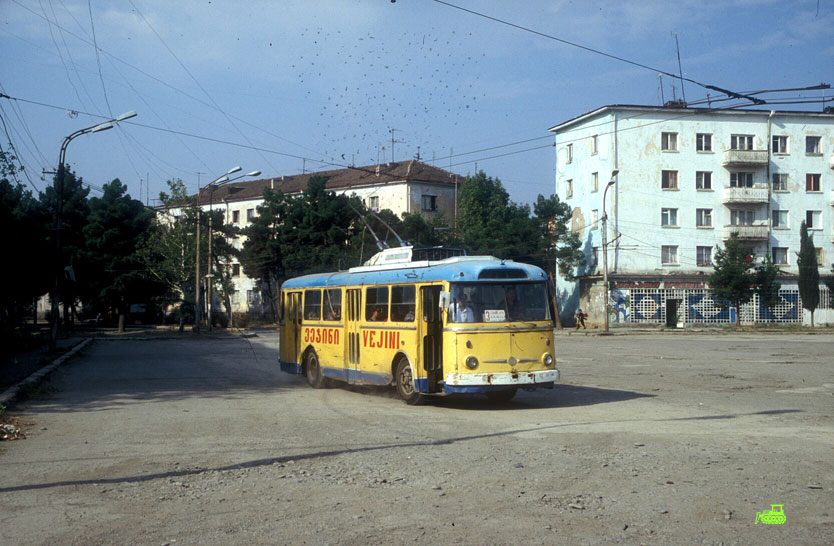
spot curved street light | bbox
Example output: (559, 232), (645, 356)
(51, 111), (137, 350)
(196, 167), (261, 331)
(602, 169), (618, 334)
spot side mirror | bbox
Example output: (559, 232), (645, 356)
(438, 290), (451, 310)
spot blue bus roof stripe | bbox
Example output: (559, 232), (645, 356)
(282, 258), (547, 289)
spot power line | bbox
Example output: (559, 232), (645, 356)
(430, 0), (765, 105)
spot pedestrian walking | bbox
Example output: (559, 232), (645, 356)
(575, 308), (587, 329)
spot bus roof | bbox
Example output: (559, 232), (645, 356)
(281, 256), (548, 289)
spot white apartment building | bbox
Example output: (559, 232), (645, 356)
(550, 105), (834, 326)
(190, 160), (461, 316)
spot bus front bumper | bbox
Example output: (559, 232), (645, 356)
(443, 369), (559, 391)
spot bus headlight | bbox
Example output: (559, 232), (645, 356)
(543, 354), (554, 367)
(465, 356), (479, 370)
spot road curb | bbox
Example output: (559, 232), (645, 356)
(0, 338), (92, 407)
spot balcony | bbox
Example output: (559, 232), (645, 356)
(722, 149), (768, 167)
(722, 185), (769, 204)
(723, 223), (769, 240)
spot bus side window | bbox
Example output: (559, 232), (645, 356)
(324, 289), (342, 321)
(390, 285), (415, 322)
(304, 290), (322, 321)
(365, 287), (389, 322)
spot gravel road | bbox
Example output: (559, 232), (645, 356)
(1, 331), (832, 545)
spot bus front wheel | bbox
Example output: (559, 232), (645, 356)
(395, 358), (424, 405)
(305, 351), (326, 389)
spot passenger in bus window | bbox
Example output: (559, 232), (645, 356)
(369, 306), (385, 321)
(506, 286), (523, 320)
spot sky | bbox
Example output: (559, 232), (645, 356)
(1, 0), (832, 207)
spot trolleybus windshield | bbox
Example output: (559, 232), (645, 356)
(449, 282), (550, 323)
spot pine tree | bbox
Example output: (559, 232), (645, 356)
(797, 221), (820, 327)
(708, 234), (755, 327)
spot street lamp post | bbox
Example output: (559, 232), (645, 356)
(50, 111), (136, 351)
(601, 169), (618, 334)
(205, 170), (260, 330)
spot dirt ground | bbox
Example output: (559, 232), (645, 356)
(1, 332), (832, 545)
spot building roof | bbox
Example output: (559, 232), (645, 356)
(548, 104), (834, 133)
(197, 160), (461, 205)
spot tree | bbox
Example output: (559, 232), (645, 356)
(80, 179), (160, 332)
(755, 255), (781, 323)
(0, 151), (51, 335)
(797, 220), (820, 327)
(39, 166), (90, 325)
(532, 193), (584, 328)
(139, 179), (201, 331)
(708, 234), (755, 327)
(457, 171), (538, 260)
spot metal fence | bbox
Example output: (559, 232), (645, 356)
(619, 286), (830, 325)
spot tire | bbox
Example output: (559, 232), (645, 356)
(305, 350), (326, 389)
(395, 357), (424, 405)
(486, 388), (517, 403)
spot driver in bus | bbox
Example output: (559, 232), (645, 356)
(452, 298), (476, 323)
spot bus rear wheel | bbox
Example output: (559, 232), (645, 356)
(305, 351), (326, 389)
(486, 388), (517, 403)
(395, 358), (424, 405)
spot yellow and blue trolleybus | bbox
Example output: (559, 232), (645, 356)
(278, 246), (559, 404)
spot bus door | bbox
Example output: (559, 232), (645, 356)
(285, 292), (302, 364)
(345, 288), (361, 383)
(421, 286), (443, 392)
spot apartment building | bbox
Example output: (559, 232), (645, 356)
(189, 160), (461, 315)
(549, 105), (834, 326)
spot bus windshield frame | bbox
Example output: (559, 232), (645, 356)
(448, 281), (552, 324)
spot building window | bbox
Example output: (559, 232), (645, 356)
(566, 143), (573, 164)
(368, 196), (380, 211)
(696, 133), (712, 152)
(592, 172), (599, 192)
(697, 246), (712, 266)
(661, 208), (678, 227)
(246, 208), (255, 221)
(806, 135), (821, 155)
(591, 209), (599, 230)
(231, 290), (240, 304)
(421, 195), (437, 212)
(771, 135), (789, 154)
(696, 208), (713, 227)
(566, 179), (573, 198)
(232, 263), (241, 276)
(772, 210), (788, 229)
(772, 247), (788, 265)
(730, 209), (755, 226)
(661, 132), (678, 151)
(815, 248), (823, 264)
(730, 172), (754, 188)
(772, 173), (788, 192)
(661, 245), (679, 265)
(661, 170), (678, 190)
(590, 246), (599, 269)
(806, 210), (821, 229)
(232, 210), (240, 223)
(805, 173), (821, 192)
(590, 134), (598, 155)
(696, 171), (712, 190)
(247, 290), (254, 304)
(731, 134), (754, 151)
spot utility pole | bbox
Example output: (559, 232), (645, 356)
(194, 173), (202, 333)
(602, 170), (618, 334)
